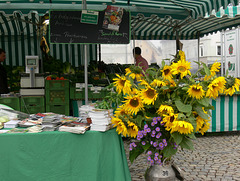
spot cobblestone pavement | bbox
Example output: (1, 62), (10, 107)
(123, 132), (240, 181)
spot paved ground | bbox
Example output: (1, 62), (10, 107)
(123, 131), (240, 181)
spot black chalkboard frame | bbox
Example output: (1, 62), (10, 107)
(49, 9), (131, 44)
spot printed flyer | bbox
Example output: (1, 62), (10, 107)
(102, 5), (124, 32)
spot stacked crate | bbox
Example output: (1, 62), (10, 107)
(45, 80), (70, 115)
(20, 96), (45, 114)
(0, 97), (21, 111)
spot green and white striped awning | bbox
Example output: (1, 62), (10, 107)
(0, 0), (239, 66)
(132, 5), (240, 40)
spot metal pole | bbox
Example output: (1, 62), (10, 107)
(221, 30), (224, 76)
(82, 0), (88, 105)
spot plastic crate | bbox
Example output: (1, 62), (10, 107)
(46, 104), (69, 116)
(0, 97), (21, 111)
(45, 80), (69, 90)
(45, 89), (69, 104)
(20, 96), (45, 114)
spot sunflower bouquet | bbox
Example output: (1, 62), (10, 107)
(109, 50), (240, 165)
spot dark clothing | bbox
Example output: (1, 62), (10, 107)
(0, 64), (9, 94)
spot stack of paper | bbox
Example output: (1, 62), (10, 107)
(89, 109), (113, 132)
(4, 120), (20, 128)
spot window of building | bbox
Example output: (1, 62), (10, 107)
(200, 46), (204, 57)
(217, 45), (221, 55)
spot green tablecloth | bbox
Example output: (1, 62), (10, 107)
(0, 129), (131, 181)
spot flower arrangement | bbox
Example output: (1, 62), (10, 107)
(107, 50), (240, 166)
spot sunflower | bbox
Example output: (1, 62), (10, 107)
(187, 84), (205, 99)
(206, 77), (226, 99)
(127, 121), (139, 138)
(157, 105), (174, 115)
(195, 116), (205, 132)
(171, 59), (191, 79)
(139, 79), (149, 86)
(161, 113), (178, 131)
(113, 74), (132, 95)
(179, 50), (186, 60)
(140, 86), (158, 105)
(204, 62), (221, 80)
(125, 67), (142, 81)
(114, 105), (129, 117)
(161, 65), (173, 80)
(115, 121), (128, 137)
(171, 120), (194, 134)
(225, 78), (240, 96)
(150, 79), (166, 87)
(198, 121), (210, 135)
(123, 95), (144, 115)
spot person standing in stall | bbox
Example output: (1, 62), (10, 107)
(133, 47), (149, 72)
(0, 48), (9, 94)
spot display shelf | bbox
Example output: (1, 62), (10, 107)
(45, 80), (69, 90)
(46, 103), (70, 116)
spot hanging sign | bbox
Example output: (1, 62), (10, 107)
(225, 29), (237, 77)
(81, 10), (99, 25)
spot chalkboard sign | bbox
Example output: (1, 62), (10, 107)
(49, 10), (130, 44)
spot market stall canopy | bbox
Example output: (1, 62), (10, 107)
(132, 5), (240, 40)
(0, 0), (239, 66)
(1, 0), (238, 19)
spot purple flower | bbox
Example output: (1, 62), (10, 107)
(154, 152), (159, 157)
(150, 141), (153, 145)
(156, 160), (162, 165)
(153, 117), (157, 122)
(156, 132), (162, 139)
(154, 157), (158, 161)
(160, 121), (165, 126)
(164, 142), (167, 146)
(144, 124), (148, 129)
(153, 142), (158, 147)
(151, 134), (155, 138)
(137, 136), (141, 141)
(132, 142), (137, 147)
(147, 151), (152, 155)
(151, 122), (155, 127)
(141, 141), (146, 145)
(147, 128), (151, 133)
(152, 130), (156, 135)
(155, 127), (160, 132)
(150, 159), (154, 166)
(159, 142), (164, 150)
(162, 139), (167, 143)
(157, 117), (162, 121)
(153, 120), (158, 125)
(129, 147), (133, 151)
(147, 156), (151, 161)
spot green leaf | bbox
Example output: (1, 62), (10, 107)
(136, 115), (144, 128)
(129, 148), (144, 163)
(141, 143), (151, 151)
(188, 133), (196, 139)
(179, 137), (194, 150)
(175, 100), (192, 113)
(171, 132), (183, 145)
(193, 105), (209, 120)
(163, 145), (178, 158)
(203, 63), (211, 76)
(177, 113), (186, 120)
(197, 97), (210, 107)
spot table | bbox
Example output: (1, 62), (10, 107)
(0, 129), (131, 181)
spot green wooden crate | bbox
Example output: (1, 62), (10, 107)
(45, 89), (70, 104)
(45, 80), (69, 90)
(46, 103), (70, 116)
(0, 97), (20, 111)
(20, 96), (45, 114)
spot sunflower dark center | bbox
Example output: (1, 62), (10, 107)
(192, 87), (201, 92)
(146, 89), (155, 98)
(164, 69), (170, 75)
(120, 79), (126, 86)
(170, 115), (175, 122)
(130, 98), (139, 107)
(179, 66), (186, 72)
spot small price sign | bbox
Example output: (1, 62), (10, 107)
(81, 10), (99, 24)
